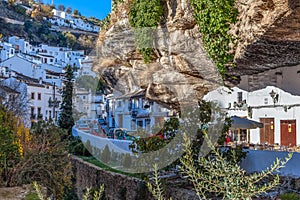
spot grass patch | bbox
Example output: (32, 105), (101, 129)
(279, 192), (300, 200)
(78, 156), (145, 179)
(24, 192), (39, 200)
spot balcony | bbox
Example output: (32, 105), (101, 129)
(131, 110), (138, 118)
(93, 95), (104, 103)
(131, 108), (149, 118)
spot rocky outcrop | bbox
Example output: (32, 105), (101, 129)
(230, 0), (300, 76)
(94, 0), (222, 108)
(94, 0), (300, 105)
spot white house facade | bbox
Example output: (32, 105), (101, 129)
(73, 87), (106, 120)
(204, 67), (300, 147)
(0, 42), (15, 62)
(111, 89), (173, 133)
(49, 9), (100, 33)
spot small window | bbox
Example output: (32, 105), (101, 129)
(37, 93), (41, 100)
(82, 96), (86, 100)
(137, 120), (143, 128)
(37, 107), (41, 115)
(31, 107), (34, 115)
(118, 101), (122, 107)
(264, 98), (268, 105)
(31, 92), (35, 99)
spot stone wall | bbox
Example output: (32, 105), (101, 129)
(71, 155), (300, 200)
(71, 156), (198, 200)
(71, 156), (152, 200)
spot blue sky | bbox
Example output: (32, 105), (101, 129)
(43, 0), (111, 20)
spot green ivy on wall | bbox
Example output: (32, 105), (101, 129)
(129, 0), (163, 63)
(191, 0), (238, 78)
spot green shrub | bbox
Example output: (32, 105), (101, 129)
(24, 192), (39, 200)
(279, 192), (300, 200)
(148, 133), (292, 200)
(14, 4), (26, 15)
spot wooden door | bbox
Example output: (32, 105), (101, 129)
(280, 120), (296, 147)
(260, 118), (274, 145)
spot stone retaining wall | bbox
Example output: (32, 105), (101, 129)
(71, 156), (152, 200)
(71, 156), (300, 200)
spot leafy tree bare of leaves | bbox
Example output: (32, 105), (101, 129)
(0, 78), (29, 119)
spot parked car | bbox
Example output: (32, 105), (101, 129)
(107, 128), (135, 141)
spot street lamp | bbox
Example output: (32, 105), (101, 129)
(269, 90), (278, 105)
(48, 82), (60, 121)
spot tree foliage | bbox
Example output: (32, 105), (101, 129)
(58, 65), (74, 131)
(0, 105), (29, 185)
(73, 9), (79, 16)
(57, 4), (65, 11)
(0, 111), (20, 184)
(15, 122), (72, 199)
(7, 0), (15, 6)
(99, 14), (111, 30)
(130, 118), (178, 153)
(180, 133), (291, 199)
(31, 4), (53, 20)
(65, 6), (72, 14)
(63, 31), (76, 48)
(148, 133), (292, 200)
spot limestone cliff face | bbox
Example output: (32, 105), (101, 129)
(94, 0), (300, 106)
(94, 0), (222, 108)
(230, 0), (300, 76)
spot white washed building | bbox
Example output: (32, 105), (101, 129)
(73, 88), (106, 120)
(111, 89), (173, 132)
(50, 9), (100, 33)
(0, 42), (15, 62)
(78, 56), (97, 77)
(0, 56), (44, 80)
(204, 64), (300, 147)
(8, 36), (32, 54)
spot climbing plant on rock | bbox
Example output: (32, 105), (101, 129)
(191, 0), (238, 78)
(129, 0), (163, 63)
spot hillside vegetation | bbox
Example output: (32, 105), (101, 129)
(0, 1), (98, 52)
